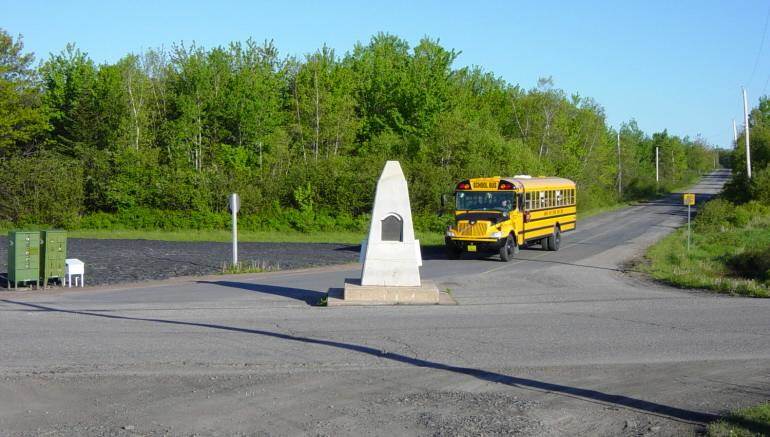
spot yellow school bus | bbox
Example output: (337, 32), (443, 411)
(445, 175), (576, 261)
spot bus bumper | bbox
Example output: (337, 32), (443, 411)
(446, 236), (503, 252)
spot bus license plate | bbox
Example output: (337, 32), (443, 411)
(467, 244), (477, 252)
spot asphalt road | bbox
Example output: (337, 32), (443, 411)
(2, 169), (769, 436)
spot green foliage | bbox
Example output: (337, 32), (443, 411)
(643, 200), (770, 297)
(708, 402), (770, 437)
(0, 30), (50, 157)
(0, 152), (84, 227)
(727, 247), (770, 282)
(749, 165), (770, 204)
(693, 198), (736, 231)
(221, 259), (278, 274)
(726, 96), (770, 204)
(1, 28), (718, 234)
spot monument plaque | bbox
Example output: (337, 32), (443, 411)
(381, 214), (403, 242)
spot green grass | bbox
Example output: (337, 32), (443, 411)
(0, 227), (447, 246)
(708, 402), (770, 436)
(221, 259), (279, 274)
(641, 215), (770, 298)
(577, 202), (631, 220)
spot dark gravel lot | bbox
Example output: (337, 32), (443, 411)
(0, 236), (360, 287)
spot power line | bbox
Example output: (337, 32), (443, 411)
(763, 73), (770, 95)
(748, 3), (770, 87)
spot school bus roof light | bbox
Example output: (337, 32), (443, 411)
(498, 181), (514, 190)
(456, 181), (471, 190)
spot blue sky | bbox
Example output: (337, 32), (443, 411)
(3, 0), (768, 148)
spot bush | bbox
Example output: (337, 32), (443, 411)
(413, 213), (453, 233)
(0, 152), (84, 227)
(728, 247), (770, 282)
(733, 201), (770, 227)
(750, 165), (770, 205)
(693, 198), (735, 231)
(77, 206), (377, 234)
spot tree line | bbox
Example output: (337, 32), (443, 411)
(0, 29), (718, 231)
(725, 96), (770, 203)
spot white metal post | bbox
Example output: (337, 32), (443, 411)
(230, 193), (239, 266)
(655, 146), (659, 187)
(733, 119), (738, 144)
(687, 204), (691, 252)
(616, 131), (622, 198)
(743, 87), (752, 179)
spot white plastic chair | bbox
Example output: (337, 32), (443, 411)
(65, 259), (84, 287)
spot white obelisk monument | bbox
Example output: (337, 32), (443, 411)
(334, 160), (439, 304)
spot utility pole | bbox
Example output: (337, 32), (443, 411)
(616, 131), (622, 198)
(742, 87), (752, 179)
(733, 119), (738, 144)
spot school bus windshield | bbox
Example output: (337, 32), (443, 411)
(456, 191), (514, 212)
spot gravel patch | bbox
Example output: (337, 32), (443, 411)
(0, 236), (360, 287)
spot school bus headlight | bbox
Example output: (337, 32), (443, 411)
(491, 231), (502, 239)
(446, 229), (455, 237)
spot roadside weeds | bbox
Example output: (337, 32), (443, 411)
(708, 402), (770, 437)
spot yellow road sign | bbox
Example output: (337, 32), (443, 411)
(683, 193), (695, 206)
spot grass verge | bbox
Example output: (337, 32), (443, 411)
(0, 228), (447, 246)
(576, 201), (631, 220)
(708, 402), (770, 436)
(221, 260), (279, 274)
(640, 208), (770, 298)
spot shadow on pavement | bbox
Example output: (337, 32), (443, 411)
(333, 245), (361, 253)
(0, 298), (720, 426)
(196, 281), (325, 305)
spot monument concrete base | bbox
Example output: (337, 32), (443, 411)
(327, 279), (452, 306)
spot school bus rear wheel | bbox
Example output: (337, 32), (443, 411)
(546, 226), (561, 251)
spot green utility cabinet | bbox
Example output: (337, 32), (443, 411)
(40, 230), (67, 287)
(7, 231), (41, 289)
